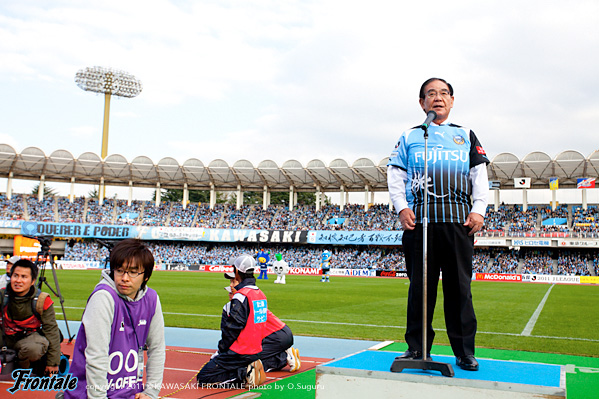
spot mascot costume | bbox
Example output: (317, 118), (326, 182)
(272, 253), (289, 284)
(320, 250), (332, 282)
(257, 249), (270, 280)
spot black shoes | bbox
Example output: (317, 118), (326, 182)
(456, 355), (479, 371)
(396, 349), (427, 360)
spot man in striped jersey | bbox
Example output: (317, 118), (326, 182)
(388, 77), (489, 371)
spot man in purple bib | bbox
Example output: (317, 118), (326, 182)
(65, 239), (165, 399)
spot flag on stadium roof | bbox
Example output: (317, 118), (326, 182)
(577, 178), (596, 189)
(514, 178), (531, 189)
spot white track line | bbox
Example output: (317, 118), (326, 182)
(368, 340), (394, 350)
(521, 284), (555, 336)
(59, 300), (599, 343)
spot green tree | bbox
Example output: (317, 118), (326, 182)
(272, 191), (318, 206)
(31, 184), (57, 197)
(88, 187), (98, 199)
(229, 191), (318, 206)
(160, 188), (226, 204)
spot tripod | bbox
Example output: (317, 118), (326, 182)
(28, 235), (75, 343)
(95, 239), (115, 269)
(390, 120), (454, 378)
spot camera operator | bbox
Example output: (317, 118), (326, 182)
(0, 259), (61, 375)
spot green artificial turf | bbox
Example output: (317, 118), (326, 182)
(45, 269), (599, 357)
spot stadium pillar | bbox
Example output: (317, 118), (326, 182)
(316, 186), (321, 211)
(340, 185), (345, 211)
(582, 188), (588, 210)
(263, 185), (269, 210)
(551, 189), (557, 211)
(364, 185), (370, 211)
(183, 183), (189, 210)
(99, 177), (105, 206)
(38, 175), (45, 202)
(236, 185), (243, 210)
(289, 186), (294, 211)
(522, 189), (528, 212)
(494, 189), (500, 211)
(210, 184), (216, 210)
(70, 177), (75, 203)
(128, 181), (133, 206)
(6, 171), (13, 200)
(155, 182), (160, 206)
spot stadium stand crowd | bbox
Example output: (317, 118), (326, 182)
(1, 194), (598, 276)
(0, 194), (405, 231)
(6, 194), (599, 235)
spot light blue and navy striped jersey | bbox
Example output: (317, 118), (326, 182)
(388, 123), (489, 223)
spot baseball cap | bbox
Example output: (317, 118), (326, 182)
(8, 256), (21, 264)
(233, 254), (256, 273)
(224, 254), (256, 279)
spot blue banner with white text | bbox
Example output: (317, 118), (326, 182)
(19, 221), (402, 245)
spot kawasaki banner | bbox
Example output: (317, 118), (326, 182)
(21, 221), (401, 245)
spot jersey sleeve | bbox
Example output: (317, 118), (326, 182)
(387, 132), (409, 171)
(469, 130), (490, 168)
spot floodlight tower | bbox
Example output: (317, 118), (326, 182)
(75, 66), (143, 160)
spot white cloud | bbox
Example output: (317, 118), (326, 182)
(0, 0), (598, 170)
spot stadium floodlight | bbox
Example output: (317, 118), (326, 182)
(75, 66), (143, 159)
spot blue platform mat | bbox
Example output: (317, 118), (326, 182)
(324, 350), (563, 388)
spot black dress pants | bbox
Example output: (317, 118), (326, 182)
(402, 223), (477, 357)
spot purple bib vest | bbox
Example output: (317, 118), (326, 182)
(65, 284), (157, 399)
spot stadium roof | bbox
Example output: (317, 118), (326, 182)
(0, 144), (597, 192)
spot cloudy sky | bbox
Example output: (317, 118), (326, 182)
(1, 0), (598, 198)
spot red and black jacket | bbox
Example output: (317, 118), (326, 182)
(218, 278), (268, 355)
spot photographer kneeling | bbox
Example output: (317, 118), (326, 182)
(0, 259), (60, 376)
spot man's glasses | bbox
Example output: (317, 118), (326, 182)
(114, 269), (144, 278)
(425, 90), (451, 99)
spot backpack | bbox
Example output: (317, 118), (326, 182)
(0, 287), (49, 321)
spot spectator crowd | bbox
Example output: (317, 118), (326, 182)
(0, 193), (597, 276)
(1, 194), (599, 237)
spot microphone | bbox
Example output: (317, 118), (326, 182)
(420, 110), (437, 130)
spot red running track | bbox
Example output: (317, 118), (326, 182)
(1, 341), (329, 399)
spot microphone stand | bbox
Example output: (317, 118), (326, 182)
(390, 121), (454, 377)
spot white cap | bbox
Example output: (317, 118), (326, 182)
(232, 254), (256, 273)
(8, 256), (20, 264)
